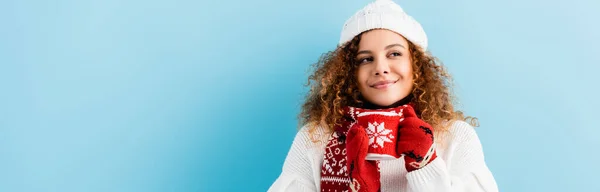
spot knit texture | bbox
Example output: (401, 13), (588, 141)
(345, 125), (380, 192)
(396, 104), (437, 172)
(339, 0), (428, 50)
(267, 120), (499, 192)
(319, 106), (406, 192)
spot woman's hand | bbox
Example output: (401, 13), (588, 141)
(396, 104), (437, 172)
(346, 124), (380, 192)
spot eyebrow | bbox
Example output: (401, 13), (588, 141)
(357, 43), (406, 55)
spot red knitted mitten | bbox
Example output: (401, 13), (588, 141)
(346, 124), (380, 192)
(396, 104), (437, 172)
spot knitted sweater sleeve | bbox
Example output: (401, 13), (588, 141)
(405, 121), (499, 192)
(267, 126), (318, 192)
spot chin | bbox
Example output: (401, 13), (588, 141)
(365, 93), (408, 107)
(372, 101), (398, 107)
(369, 98), (402, 107)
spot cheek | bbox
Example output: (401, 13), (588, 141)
(401, 65), (413, 80)
(356, 67), (369, 88)
(392, 60), (413, 79)
(400, 62), (414, 89)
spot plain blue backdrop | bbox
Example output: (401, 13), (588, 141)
(1, 0), (599, 191)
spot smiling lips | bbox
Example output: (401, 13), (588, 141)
(370, 79), (398, 89)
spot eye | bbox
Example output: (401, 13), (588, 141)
(357, 57), (373, 64)
(389, 52), (402, 57)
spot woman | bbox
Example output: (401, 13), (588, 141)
(268, 0), (498, 191)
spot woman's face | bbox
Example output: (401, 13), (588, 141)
(355, 29), (414, 107)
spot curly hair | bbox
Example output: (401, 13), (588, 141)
(299, 30), (478, 141)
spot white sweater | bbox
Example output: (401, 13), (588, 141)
(267, 120), (499, 192)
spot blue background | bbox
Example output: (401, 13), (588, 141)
(1, 0), (599, 191)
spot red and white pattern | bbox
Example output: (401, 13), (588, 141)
(320, 106), (406, 192)
(320, 131), (351, 191)
(353, 107), (403, 160)
(395, 104), (438, 172)
(366, 121), (394, 149)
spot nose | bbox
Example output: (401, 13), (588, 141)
(373, 57), (390, 76)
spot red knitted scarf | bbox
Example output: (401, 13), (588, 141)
(320, 105), (405, 192)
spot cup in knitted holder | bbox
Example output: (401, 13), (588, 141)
(348, 106), (405, 161)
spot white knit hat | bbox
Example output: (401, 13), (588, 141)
(338, 0), (428, 50)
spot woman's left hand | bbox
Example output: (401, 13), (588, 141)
(396, 104), (437, 172)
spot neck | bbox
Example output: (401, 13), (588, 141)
(359, 95), (413, 109)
